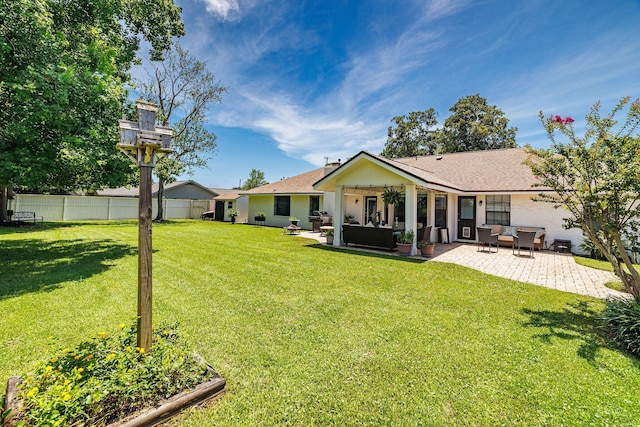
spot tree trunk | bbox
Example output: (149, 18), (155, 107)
(0, 185), (8, 222)
(154, 178), (165, 222)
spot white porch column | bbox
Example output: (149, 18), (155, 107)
(405, 184), (417, 255)
(334, 186), (344, 246)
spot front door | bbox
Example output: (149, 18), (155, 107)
(214, 201), (225, 221)
(457, 196), (476, 240)
(365, 196), (378, 224)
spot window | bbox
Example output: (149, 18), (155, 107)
(435, 194), (447, 228)
(485, 195), (510, 225)
(417, 194), (428, 226)
(227, 201), (233, 209)
(393, 196), (405, 222)
(309, 195), (320, 215)
(274, 196), (291, 216)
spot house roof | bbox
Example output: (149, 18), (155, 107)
(240, 168), (326, 195)
(213, 193), (242, 200)
(394, 148), (542, 192)
(315, 148), (542, 193)
(98, 180), (219, 198)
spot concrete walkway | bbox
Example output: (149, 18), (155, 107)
(298, 231), (626, 300)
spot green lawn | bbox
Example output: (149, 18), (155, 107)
(2, 221), (639, 426)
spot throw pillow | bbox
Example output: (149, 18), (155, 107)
(503, 226), (517, 236)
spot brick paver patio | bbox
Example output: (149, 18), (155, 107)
(299, 231), (626, 300)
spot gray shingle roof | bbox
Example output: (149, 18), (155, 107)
(241, 168), (326, 195)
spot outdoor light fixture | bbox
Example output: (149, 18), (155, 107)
(479, 200), (483, 206)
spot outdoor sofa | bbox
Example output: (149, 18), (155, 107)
(484, 224), (546, 250)
(342, 224), (397, 250)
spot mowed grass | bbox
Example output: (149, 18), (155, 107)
(1, 220), (640, 426)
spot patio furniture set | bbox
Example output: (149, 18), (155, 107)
(477, 225), (546, 258)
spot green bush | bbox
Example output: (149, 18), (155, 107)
(14, 321), (213, 426)
(602, 298), (640, 357)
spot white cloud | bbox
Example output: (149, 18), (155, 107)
(197, 0), (239, 20)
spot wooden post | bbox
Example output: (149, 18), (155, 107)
(117, 99), (173, 353)
(138, 164), (154, 352)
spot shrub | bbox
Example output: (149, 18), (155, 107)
(602, 298), (640, 357)
(14, 321), (213, 426)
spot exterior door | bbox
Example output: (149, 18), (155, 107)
(365, 196), (378, 224)
(214, 200), (225, 221)
(457, 196), (476, 240)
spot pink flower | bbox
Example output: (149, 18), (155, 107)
(554, 115), (563, 123)
(564, 116), (574, 124)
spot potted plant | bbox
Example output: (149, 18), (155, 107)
(344, 213), (356, 224)
(382, 188), (402, 205)
(326, 228), (334, 245)
(289, 217), (299, 226)
(227, 208), (239, 224)
(254, 211), (266, 222)
(396, 230), (415, 255)
(417, 240), (435, 257)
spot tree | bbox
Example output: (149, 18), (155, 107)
(525, 97), (640, 298)
(241, 169), (268, 190)
(381, 109), (438, 158)
(436, 94), (518, 153)
(135, 44), (226, 221)
(0, 0), (185, 221)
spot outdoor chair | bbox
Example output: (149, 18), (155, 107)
(422, 225), (432, 243)
(477, 227), (498, 253)
(513, 230), (537, 258)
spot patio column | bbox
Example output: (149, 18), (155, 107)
(404, 184), (417, 255)
(334, 186), (344, 246)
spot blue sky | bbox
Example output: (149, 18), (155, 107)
(136, 0), (640, 189)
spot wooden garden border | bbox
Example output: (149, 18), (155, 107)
(4, 369), (226, 427)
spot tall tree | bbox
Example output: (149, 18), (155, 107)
(241, 169), (268, 190)
(381, 109), (438, 158)
(0, 0), (185, 221)
(436, 94), (518, 153)
(525, 97), (640, 298)
(135, 44), (226, 221)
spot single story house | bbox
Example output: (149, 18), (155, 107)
(99, 180), (218, 200)
(240, 164), (339, 229)
(244, 148), (584, 255)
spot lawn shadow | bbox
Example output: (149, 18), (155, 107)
(0, 238), (136, 300)
(306, 243), (427, 264)
(521, 301), (639, 369)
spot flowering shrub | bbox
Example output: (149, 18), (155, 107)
(14, 321), (214, 426)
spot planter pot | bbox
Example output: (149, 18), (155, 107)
(290, 220), (298, 226)
(420, 244), (435, 257)
(326, 235), (334, 245)
(254, 216), (266, 222)
(397, 243), (412, 255)
(231, 215), (236, 224)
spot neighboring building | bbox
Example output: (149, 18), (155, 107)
(212, 192), (249, 223)
(99, 180), (218, 200)
(245, 148), (584, 255)
(240, 164), (340, 229)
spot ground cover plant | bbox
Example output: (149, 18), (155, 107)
(13, 321), (213, 426)
(2, 221), (640, 425)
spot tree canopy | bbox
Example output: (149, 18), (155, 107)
(0, 0), (185, 218)
(241, 169), (268, 190)
(380, 109), (438, 158)
(525, 97), (640, 298)
(135, 44), (226, 220)
(437, 94), (517, 153)
(381, 94), (517, 158)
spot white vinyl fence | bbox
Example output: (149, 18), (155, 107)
(9, 194), (210, 221)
